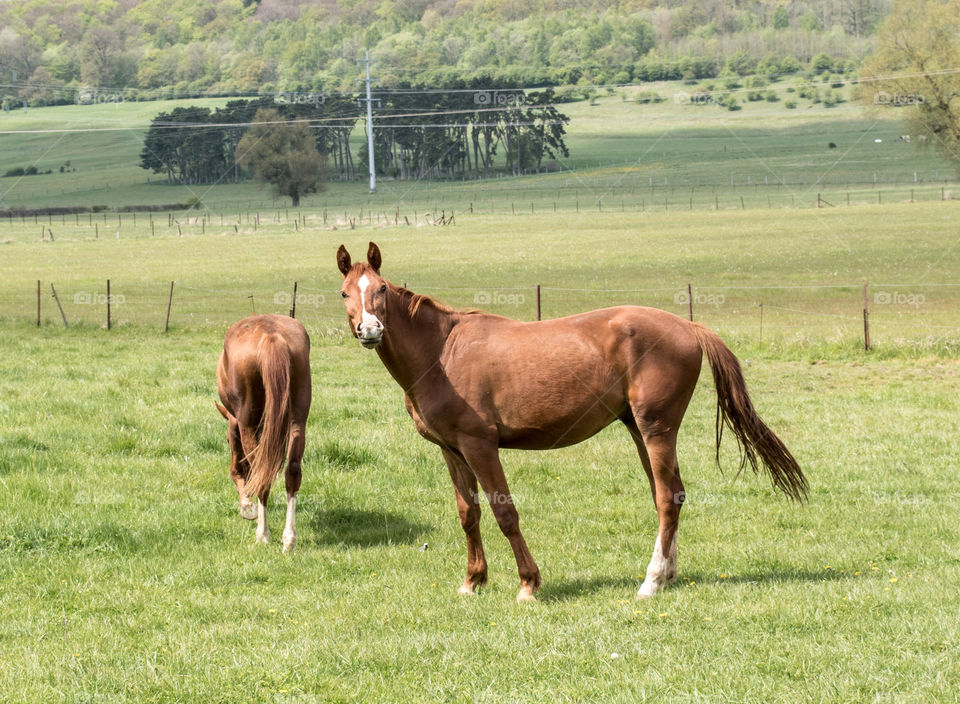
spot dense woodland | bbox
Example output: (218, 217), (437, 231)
(1, 0), (892, 106)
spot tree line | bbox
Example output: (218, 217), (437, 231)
(362, 89), (569, 180)
(139, 91), (570, 185)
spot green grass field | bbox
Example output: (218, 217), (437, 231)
(1, 322), (958, 702)
(1, 82), (959, 703)
(2, 202), (960, 701)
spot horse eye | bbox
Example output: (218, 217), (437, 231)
(379, 284), (387, 293)
(340, 291), (347, 298)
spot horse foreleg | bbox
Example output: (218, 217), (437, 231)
(441, 447), (487, 595)
(281, 422), (305, 553)
(460, 441), (541, 603)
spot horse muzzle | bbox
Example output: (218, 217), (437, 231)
(357, 324), (383, 348)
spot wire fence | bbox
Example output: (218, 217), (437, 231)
(4, 172), (958, 220)
(7, 278), (958, 352)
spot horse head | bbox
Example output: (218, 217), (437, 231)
(337, 241), (387, 349)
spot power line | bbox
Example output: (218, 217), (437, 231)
(0, 104), (565, 135)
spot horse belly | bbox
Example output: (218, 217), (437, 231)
(482, 354), (626, 450)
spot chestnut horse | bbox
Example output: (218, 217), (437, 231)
(216, 314), (311, 551)
(337, 242), (805, 602)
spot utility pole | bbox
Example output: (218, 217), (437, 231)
(358, 50), (378, 193)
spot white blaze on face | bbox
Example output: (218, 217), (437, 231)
(357, 274), (383, 339)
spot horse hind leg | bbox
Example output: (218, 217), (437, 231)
(281, 420), (305, 553)
(623, 415), (684, 598)
(237, 424), (271, 544)
(639, 433), (684, 598)
(227, 420), (258, 520)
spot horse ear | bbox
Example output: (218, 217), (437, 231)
(215, 402), (230, 420)
(366, 242), (382, 273)
(336, 245), (352, 277)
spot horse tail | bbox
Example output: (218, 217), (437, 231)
(242, 333), (292, 500)
(691, 323), (807, 502)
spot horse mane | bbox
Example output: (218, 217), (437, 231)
(390, 283), (479, 319)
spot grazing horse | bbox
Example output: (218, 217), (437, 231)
(216, 314), (311, 552)
(337, 242), (806, 602)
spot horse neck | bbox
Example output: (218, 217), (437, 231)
(376, 288), (456, 391)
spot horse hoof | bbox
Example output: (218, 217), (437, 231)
(282, 534), (296, 553)
(637, 581), (661, 599)
(516, 586), (537, 603)
(458, 583), (477, 596)
(239, 501), (257, 521)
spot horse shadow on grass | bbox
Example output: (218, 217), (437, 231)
(304, 505), (431, 548)
(541, 567), (861, 602)
(540, 576), (639, 602)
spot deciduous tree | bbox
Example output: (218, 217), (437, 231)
(235, 108), (326, 207)
(861, 0), (960, 165)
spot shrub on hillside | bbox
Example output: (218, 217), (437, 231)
(811, 53), (833, 72)
(634, 90), (664, 104)
(3, 166), (44, 177)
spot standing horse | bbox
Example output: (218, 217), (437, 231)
(337, 242), (805, 602)
(216, 314), (312, 552)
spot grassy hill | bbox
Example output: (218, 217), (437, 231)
(0, 77), (956, 214)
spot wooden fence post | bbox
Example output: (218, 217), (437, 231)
(50, 284), (68, 329)
(536, 284), (541, 321)
(290, 281), (298, 318)
(759, 302), (763, 344)
(687, 283), (694, 321)
(164, 281), (174, 333)
(862, 281), (871, 351)
(106, 279), (111, 330)
(36, 280), (41, 327)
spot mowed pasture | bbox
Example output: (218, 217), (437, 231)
(1, 203), (958, 702)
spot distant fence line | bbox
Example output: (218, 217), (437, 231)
(10, 279), (958, 351)
(3, 185), (956, 238)
(2, 207), (457, 234)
